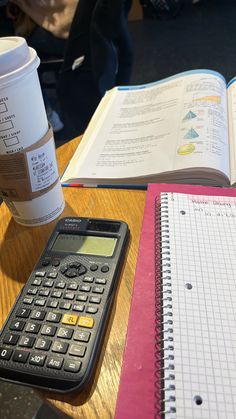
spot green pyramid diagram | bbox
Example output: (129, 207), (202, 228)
(184, 128), (199, 139)
(183, 110), (197, 121)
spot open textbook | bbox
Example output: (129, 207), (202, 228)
(61, 69), (236, 188)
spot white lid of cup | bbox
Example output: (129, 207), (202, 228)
(0, 36), (30, 76)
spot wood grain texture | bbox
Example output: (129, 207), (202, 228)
(0, 137), (146, 418)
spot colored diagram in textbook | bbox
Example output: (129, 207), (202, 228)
(178, 107), (207, 156)
(192, 94), (221, 104)
(184, 127), (199, 139)
(182, 110), (197, 121)
(177, 143), (196, 155)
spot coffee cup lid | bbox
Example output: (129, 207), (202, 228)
(0, 36), (30, 77)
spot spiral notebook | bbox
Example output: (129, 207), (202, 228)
(159, 192), (236, 417)
(115, 184), (236, 419)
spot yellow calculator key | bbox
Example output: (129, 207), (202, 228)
(62, 314), (78, 325)
(78, 316), (94, 328)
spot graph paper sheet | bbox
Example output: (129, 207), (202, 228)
(160, 192), (236, 418)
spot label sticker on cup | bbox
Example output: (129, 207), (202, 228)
(0, 125), (59, 201)
(26, 137), (59, 193)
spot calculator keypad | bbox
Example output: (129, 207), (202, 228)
(0, 257), (112, 387)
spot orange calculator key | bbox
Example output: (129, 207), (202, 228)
(62, 314), (78, 325)
(78, 316), (94, 328)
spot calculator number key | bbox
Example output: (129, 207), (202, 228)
(41, 325), (57, 336)
(16, 308), (31, 318)
(25, 322), (41, 333)
(19, 336), (35, 348)
(0, 348), (13, 360)
(35, 338), (51, 351)
(31, 310), (46, 320)
(46, 312), (62, 323)
(3, 333), (19, 345)
(10, 320), (25, 331)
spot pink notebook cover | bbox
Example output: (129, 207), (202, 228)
(115, 183), (236, 419)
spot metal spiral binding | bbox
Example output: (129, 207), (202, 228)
(155, 193), (176, 418)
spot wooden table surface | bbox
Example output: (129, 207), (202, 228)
(0, 137), (146, 418)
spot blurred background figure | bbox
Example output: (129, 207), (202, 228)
(0, 0), (79, 132)
(0, 0), (134, 136)
(8, 0), (78, 41)
(57, 0), (134, 136)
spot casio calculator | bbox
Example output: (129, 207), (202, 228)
(0, 217), (129, 393)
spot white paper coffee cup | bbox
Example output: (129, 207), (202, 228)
(0, 37), (65, 226)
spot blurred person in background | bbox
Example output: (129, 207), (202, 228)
(0, 0), (79, 132)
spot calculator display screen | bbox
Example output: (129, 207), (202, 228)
(51, 233), (117, 256)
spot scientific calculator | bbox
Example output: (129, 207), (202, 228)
(0, 217), (129, 393)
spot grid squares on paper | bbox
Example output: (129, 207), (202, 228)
(160, 193), (236, 419)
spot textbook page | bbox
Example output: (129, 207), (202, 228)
(62, 70), (229, 183)
(227, 78), (236, 185)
